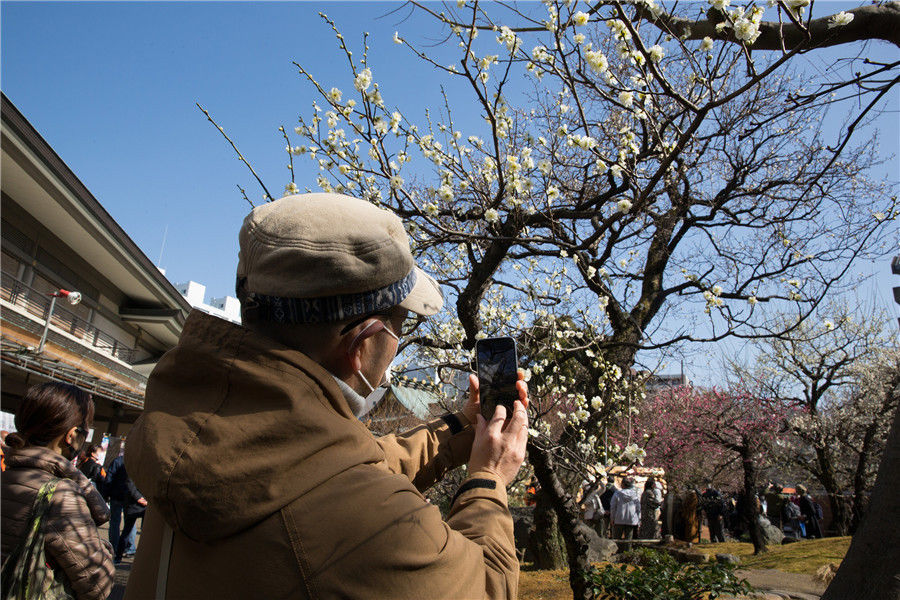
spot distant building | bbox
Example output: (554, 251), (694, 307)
(1, 93), (190, 435)
(644, 372), (691, 396)
(174, 281), (240, 324)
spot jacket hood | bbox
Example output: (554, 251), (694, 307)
(619, 487), (641, 501)
(126, 311), (384, 543)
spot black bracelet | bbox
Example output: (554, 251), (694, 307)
(441, 413), (465, 435)
(451, 478), (497, 505)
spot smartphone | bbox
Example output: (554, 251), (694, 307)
(476, 336), (519, 420)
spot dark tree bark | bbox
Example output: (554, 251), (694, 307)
(814, 447), (851, 536)
(823, 399), (900, 600)
(739, 446), (767, 555)
(531, 489), (568, 570)
(631, 1), (900, 50)
(528, 441), (593, 600)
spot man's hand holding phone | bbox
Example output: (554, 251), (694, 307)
(467, 372), (529, 487)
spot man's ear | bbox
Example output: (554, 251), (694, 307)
(343, 319), (384, 373)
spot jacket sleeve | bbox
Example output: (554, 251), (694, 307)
(375, 411), (475, 491)
(125, 477), (144, 505)
(324, 468), (519, 599)
(444, 470), (519, 599)
(45, 480), (115, 600)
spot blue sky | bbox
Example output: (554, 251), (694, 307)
(2, 2), (459, 297)
(2, 2), (898, 380)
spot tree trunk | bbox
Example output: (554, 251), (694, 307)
(826, 491), (851, 537)
(528, 442), (593, 600)
(815, 446), (850, 536)
(822, 400), (900, 600)
(531, 490), (567, 570)
(740, 447), (767, 554)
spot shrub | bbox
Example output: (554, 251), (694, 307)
(586, 548), (753, 599)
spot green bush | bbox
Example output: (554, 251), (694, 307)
(585, 548), (753, 600)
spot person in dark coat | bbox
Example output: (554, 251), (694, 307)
(114, 475), (147, 562)
(701, 482), (726, 543)
(796, 484), (822, 538)
(78, 443), (105, 490)
(599, 482), (617, 538)
(104, 453), (137, 557)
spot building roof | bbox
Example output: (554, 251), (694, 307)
(1, 93), (190, 347)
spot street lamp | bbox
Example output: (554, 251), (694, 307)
(36, 289), (82, 354)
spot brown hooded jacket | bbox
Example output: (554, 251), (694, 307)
(124, 311), (518, 599)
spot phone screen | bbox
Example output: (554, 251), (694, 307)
(476, 337), (519, 420)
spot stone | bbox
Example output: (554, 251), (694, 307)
(576, 522), (619, 563)
(716, 553), (741, 565)
(683, 551), (710, 564)
(758, 515), (784, 546)
(670, 548), (710, 563)
(510, 506), (534, 562)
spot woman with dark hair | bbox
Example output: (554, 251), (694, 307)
(1, 382), (114, 600)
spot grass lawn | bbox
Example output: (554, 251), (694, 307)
(695, 536), (851, 575)
(518, 536), (850, 599)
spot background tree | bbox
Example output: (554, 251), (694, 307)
(734, 306), (898, 534)
(630, 386), (790, 553)
(208, 1), (898, 597)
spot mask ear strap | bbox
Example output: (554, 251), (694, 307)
(357, 370), (376, 394)
(348, 320), (386, 354)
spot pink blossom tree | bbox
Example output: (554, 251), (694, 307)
(633, 386), (791, 553)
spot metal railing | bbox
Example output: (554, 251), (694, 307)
(1, 271), (135, 363)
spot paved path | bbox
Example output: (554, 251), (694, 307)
(98, 520), (138, 600)
(733, 569), (828, 600)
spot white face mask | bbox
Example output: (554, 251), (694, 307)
(352, 319), (400, 417)
(357, 363), (393, 417)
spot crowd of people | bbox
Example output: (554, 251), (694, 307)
(580, 477), (827, 546)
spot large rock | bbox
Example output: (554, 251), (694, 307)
(758, 516), (784, 546)
(576, 522), (619, 563)
(716, 553), (741, 566)
(510, 506), (534, 562)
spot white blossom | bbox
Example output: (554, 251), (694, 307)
(618, 91), (634, 107)
(617, 199), (633, 213)
(734, 18), (761, 44)
(622, 443), (646, 464)
(829, 11), (854, 28)
(584, 50), (609, 74)
(354, 68), (372, 92)
(573, 11), (590, 26)
(700, 37), (714, 51)
(438, 184), (454, 202)
(547, 186), (560, 201)
(648, 44), (665, 62)
(484, 208), (500, 223)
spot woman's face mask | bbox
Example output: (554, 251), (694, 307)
(62, 427), (88, 461)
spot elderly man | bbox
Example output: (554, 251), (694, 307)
(124, 194), (529, 599)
